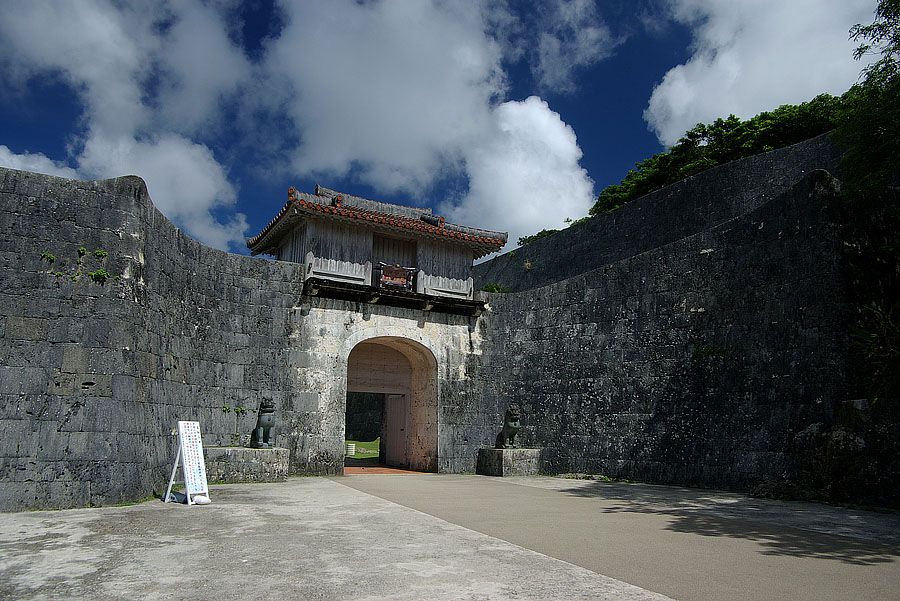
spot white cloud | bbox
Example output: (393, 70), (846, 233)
(266, 0), (505, 194)
(645, 0), (877, 145)
(2, 0), (602, 253)
(265, 1), (595, 251)
(535, 0), (619, 93)
(0, 1), (154, 136)
(446, 97), (595, 254)
(0, 146), (78, 179)
(155, 2), (252, 134)
(78, 132), (247, 250)
(0, 0), (251, 252)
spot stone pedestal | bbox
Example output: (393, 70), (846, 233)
(205, 447), (289, 483)
(476, 448), (541, 476)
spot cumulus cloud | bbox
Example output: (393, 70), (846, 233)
(265, 1), (595, 252)
(2, 0), (601, 254)
(266, 0), (505, 194)
(447, 97), (595, 255)
(78, 133), (247, 250)
(0, 0), (251, 252)
(0, 146), (78, 179)
(645, 0), (876, 145)
(154, 2), (252, 134)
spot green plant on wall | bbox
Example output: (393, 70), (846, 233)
(225, 405), (249, 446)
(480, 283), (510, 293)
(692, 340), (727, 359)
(88, 269), (110, 284)
(40, 246), (119, 284)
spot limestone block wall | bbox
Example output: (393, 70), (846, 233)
(475, 134), (843, 293)
(0, 168), (487, 510)
(0, 168), (317, 510)
(293, 300), (482, 474)
(2, 129), (894, 510)
(0, 167), (495, 511)
(476, 170), (854, 491)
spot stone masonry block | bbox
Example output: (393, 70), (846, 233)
(5, 316), (48, 341)
(204, 446), (289, 483)
(476, 448), (541, 476)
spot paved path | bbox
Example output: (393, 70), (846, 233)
(337, 474), (900, 601)
(0, 477), (672, 601)
(1, 475), (898, 601)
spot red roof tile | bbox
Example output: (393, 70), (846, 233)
(247, 186), (507, 257)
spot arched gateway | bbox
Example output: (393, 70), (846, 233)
(246, 183), (506, 475)
(346, 337), (438, 471)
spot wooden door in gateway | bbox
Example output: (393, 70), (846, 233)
(384, 393), (409, 467)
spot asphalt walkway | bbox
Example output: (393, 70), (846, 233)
(1, 475), (898, 601)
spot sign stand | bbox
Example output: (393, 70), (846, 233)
(165, 421), (210, 505)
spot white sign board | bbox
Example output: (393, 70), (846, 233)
(165, 421), (209, 505)
(178, 421), (208, 495)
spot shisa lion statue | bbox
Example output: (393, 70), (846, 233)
(250, 399), (276, 448)
(495, 404), (521, 449)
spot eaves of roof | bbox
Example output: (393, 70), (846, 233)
(246, 187), (508, 258)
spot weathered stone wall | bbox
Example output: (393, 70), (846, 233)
(0, 169), (310, 509)
(2, 130), (895, 510)
(295, 299), (482, 475)
(474, 169), (858, 492)
(475, 134), (843, 293)
(0, 168), (481, 510)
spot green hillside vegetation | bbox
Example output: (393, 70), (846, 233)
(591, 94), (843, 215)
(589, 0), (897, 215)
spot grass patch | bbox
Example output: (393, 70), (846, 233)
(345, 438), (380, 459)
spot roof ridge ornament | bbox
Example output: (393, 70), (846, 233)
(288, 187), (296, 202)
(420, 213), (446, 227)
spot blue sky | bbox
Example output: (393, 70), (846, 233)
(0, 0), (877, 256)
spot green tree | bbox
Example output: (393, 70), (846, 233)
(835, 0), (900, 200)
(838, 0), (900, 402)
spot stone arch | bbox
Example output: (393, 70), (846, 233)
(345, 336), (438, 471)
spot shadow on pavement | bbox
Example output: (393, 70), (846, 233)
(555, 480), (900, 565)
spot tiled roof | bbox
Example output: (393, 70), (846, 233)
(246, 186), (508, 257)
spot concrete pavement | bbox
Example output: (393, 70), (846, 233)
(339, 474), (900, 601)
(0, 477), (672, 601)
(1, 474), (898, 601)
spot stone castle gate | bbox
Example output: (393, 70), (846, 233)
(2, 134), (898, 511)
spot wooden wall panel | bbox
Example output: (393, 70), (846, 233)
(373, 234), (416, 267)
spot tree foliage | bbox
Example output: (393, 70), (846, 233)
(838, 0), (900, 402)
(834, 0), (900, 201)
(521, 0), (899, 253)
(590, 94), (844, 215)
